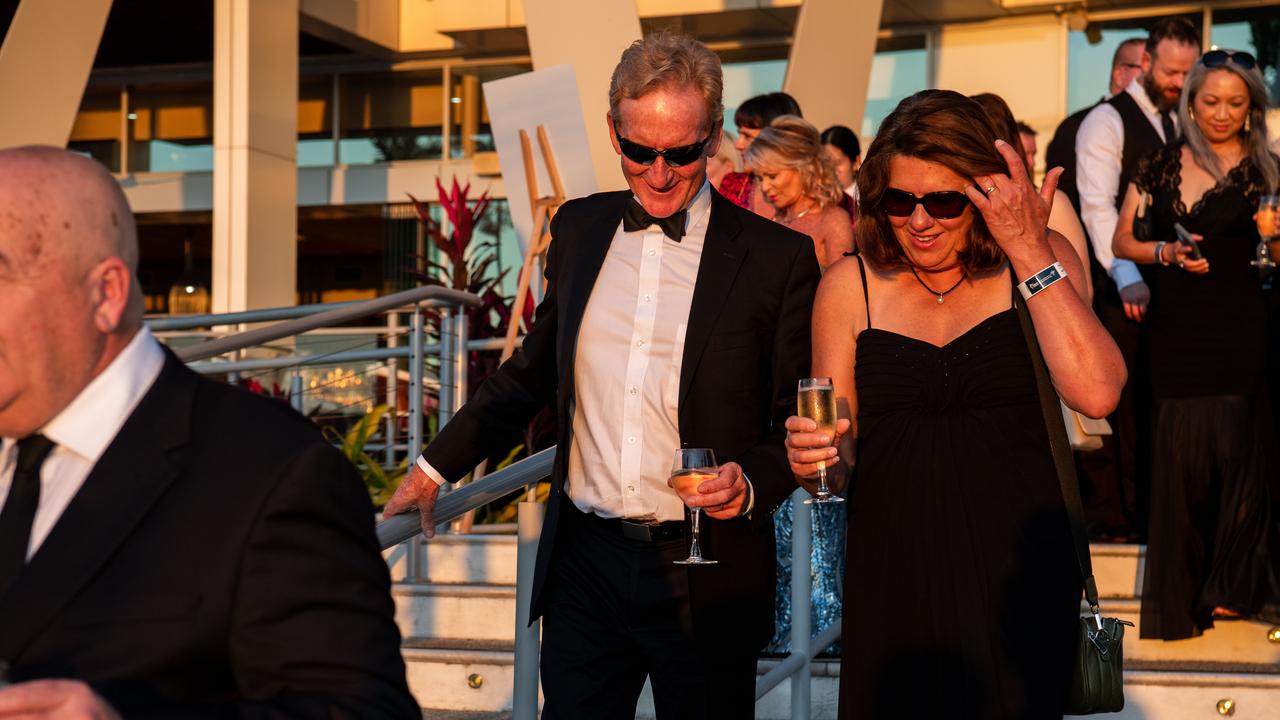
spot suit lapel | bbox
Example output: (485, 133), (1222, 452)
(679, 192), (747, 410)
(0, 352), (194, 660)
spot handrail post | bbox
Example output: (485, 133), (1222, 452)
(384, 311), (399, 468)
(790, 488), (812, 719)
(512, 495), (543, 719)
(289, 371), (303, 414)
(438, 310), (454, 430)
(452, 305), (468, 413)
(405, 302), (425, 582)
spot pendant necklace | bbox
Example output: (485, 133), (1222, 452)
(909, 266), (966, 304)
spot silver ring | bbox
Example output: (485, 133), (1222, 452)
(984, 185), (997, 195)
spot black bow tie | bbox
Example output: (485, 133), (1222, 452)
(622, 200), (687, 242)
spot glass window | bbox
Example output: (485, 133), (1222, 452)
(298, 74), (337, 168)
(1065, 14), (1201, 115)
(70, 87), (123, 173)
(721, 59), (788, 130)
(450, 64), (532, 160)
(339, 70), (446, 165)
(1211, 7), (1280, 99)
(129, 81), (215, 173)
(863, 35), (929, 139)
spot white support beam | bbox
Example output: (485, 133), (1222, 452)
(523, 0), (642, 192)
(784, 0), (883, 135)
(0, 0), (113, 149)
(212, 0), (300, 313)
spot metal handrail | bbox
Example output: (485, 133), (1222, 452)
(146, 300), (366, 331)
(187, 336), (518, 375)
(172, 286), (482, 362)
(376, 447), (555, 549)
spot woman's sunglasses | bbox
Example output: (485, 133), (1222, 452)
(616, 134), (711, 167)
(881, 188), (972, 219)
(1201, 50), (1257, 70)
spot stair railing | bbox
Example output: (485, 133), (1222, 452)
(375, 453), (838, 719)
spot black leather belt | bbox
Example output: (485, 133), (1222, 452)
(577, 509), (685, 543)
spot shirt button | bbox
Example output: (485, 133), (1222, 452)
(628, 386), (638, 396)
(636, 339), (646, 348)
(648, 249), (656, 256)
(627, 436), (637, 445)
(643, 294), (652, 303)
(628, 485), (635, 493)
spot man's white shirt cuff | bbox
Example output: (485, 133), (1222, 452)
(1110, 260), (1144, 291)
(416, 456), (449, 486)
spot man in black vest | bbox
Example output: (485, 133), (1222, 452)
(1075, 17), (1200, 541)
(1046, 37), (1145, 215)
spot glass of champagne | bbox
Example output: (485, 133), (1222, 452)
(798, 377), (843, 505)
(1256, 195), (1279, 270)
(671, 448), (718, 565)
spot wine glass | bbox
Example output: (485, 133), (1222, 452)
(1255, 195), (1279, 272)
(671, 448), (718, 565)
(798, 377), (843, 505)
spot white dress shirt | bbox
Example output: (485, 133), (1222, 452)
(1076, 78), (1175, 291)
(0, 327), (165, 560)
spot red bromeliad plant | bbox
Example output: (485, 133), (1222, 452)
(406, 178), (536, 408)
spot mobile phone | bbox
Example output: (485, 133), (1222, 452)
(1173, 222), (1203, 260)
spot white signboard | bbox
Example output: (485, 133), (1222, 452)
(483, 64), (600, 256)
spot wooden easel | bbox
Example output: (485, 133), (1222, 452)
(457, 125), (565, 533)
(501, 125), (566, 363)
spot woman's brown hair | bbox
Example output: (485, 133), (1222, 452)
(969, 92), (1029, 174)
(855, 89), (1009, 273)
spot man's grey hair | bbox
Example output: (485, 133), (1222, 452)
(608, 30), (724, 133)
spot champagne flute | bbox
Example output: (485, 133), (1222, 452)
(798, 377), (843, 505)
(671, 448), (718, 565)
(1255, 195), (1279, 271)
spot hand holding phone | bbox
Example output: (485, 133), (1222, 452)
(1174, 222), (1203, 260)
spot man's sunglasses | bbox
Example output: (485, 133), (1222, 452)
(616, 134), (711, 167)
(1202, 50), (1257, 70)
(881, 188), (972, 219)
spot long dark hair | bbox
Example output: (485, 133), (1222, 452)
(856, 90), (1008, 273)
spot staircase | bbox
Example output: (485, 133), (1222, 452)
(390, 538), (1280, 718)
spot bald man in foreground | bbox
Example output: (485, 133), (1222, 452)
(0, 147), (418, 719)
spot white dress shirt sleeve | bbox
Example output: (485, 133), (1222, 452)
(416, 456), (449, 486)
(1076, 103), (1144, 290)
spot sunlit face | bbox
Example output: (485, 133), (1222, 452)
(0, 202), (100, 437)
(735, 126), (760, 153)
(1142, 39), (1199, 113)
(885, 155), (975, 271)
(608, 84), (720, 219)
(1192, 68), (1251, 144)
(754, 163), (805, 212)
(823, 144), (857, 188)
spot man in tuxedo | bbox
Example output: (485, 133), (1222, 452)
(384, 31), (820, 719)
(0, 147), (418, 719)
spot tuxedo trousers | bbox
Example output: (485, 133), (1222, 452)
(540, 502), (757, 719)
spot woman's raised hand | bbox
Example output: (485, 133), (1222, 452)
(785, 415), (851, 480)
(964, 139), (1063, 259)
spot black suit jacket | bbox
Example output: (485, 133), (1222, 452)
(0, 350), (419, 719)
(424, 189), (821, 650)
(1045, 99), (1102, 216)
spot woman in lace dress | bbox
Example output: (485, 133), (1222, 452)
(1113, 50), (1280, 639)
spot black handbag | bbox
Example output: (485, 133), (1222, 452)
(1011, 273), (1133, 715)
(1132, 191), (1154, 241)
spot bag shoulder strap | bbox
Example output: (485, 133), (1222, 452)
(1008, 266), (1102, 613)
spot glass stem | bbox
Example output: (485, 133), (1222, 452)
(690, 508), (703, 559)
(816, 461), (830, 498)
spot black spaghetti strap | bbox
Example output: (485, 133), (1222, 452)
(855, 254), (872, 329)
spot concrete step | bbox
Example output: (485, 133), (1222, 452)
(1091, 543), (1144, 599)
(394, 583), (517, 642)
(1097, 598), (1280, 665)
(386, 534), (520, 586)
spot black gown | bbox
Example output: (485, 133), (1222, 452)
(1133, 143), (1280, 640)
(839, 258), (1081, 719)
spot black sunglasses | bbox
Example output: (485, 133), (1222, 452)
(1202, 50), (1257, 70)
(616, 134), (711, 167)
(881, 188), (972, 219)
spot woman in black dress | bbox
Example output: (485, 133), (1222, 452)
(1112, 49), (1280, 640)
(784, 91), (1126, 718)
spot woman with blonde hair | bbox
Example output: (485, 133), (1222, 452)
(1112, 49), (1280, 640)
(746, 115), (854, 268)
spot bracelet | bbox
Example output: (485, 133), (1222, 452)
(1017, 261), (1068, 300)
(1153, 241), (1171, 266)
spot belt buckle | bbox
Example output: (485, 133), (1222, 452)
(620, 519), (656, 542)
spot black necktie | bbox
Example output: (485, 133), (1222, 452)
(1161, 110), (1178, 144)
(622, 200), (687, 242)
(0, 435), (55, 594)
